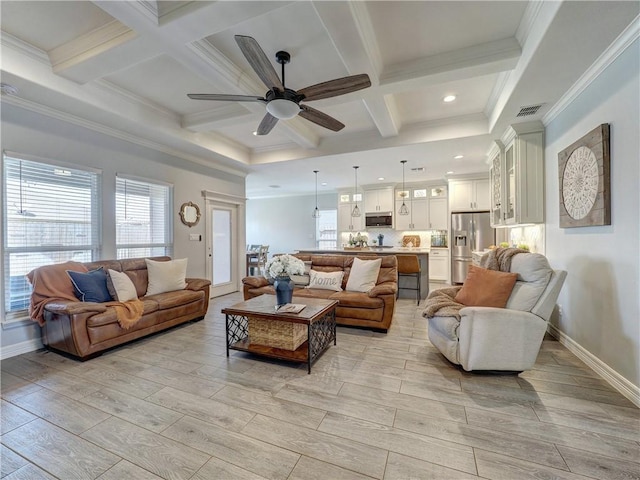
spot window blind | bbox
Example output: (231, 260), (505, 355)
(115, 175), (173, 259)
(2, 153), (101, 316)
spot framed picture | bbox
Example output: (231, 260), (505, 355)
(558, 124), (610, 228)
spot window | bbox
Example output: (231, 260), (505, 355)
(116, 175), (173, 259)
(2, 153), (101, 317)
(316, 209), (337, 249)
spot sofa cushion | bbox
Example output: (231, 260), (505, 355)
(146, 289), (204, 310)
(329, 291), (384, 309)
(506, 253), (553, 312)
(454, 265), (517, 308)
(293, 288), (337, 300)
(146, 258), (188, 295)
(307, 270), (344, 291)
(107, 269), (138, 302)
(87, 299), (159, 328)
(67, 268), (112, 303)
(346, 257), (382, 293)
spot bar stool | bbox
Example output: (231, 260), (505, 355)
(397, 254), (421, 305)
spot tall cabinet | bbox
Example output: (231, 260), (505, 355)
(337, 191), (364, 232)
(490, 122), (544, 227)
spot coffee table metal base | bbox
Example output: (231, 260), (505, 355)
(225, 306), (336, 373)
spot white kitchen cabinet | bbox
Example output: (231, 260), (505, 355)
(501, 122), (544, 225)
(428, 198), (448, 230)
(338, 191), (364, 233)
(489, 141), (504, 227)
(364, 188), (394, 213)
(395, 198), (428, 230)
(449, 178), (490, 212)
(429, 249), (449, 281)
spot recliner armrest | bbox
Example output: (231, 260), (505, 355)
(243, 276), (270, 288)
(368, 281), (397, 297)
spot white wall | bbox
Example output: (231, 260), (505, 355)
(544, 39), (639, 390)
(246, 193), (337, 257)
(1, 104), (245, 355)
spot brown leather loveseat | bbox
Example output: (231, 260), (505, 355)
(38, 256), (210, 360)
(242, 254), (397, 332)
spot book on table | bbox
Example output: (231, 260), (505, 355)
(276, 303), (306, 314)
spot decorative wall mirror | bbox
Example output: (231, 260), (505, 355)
(179, 201), (201, 227)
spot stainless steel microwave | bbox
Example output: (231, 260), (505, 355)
(365, 213), (393, 227)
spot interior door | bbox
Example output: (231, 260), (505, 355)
(206, 202), (238, 297)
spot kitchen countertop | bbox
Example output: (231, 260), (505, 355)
(295, 247), (431, 254)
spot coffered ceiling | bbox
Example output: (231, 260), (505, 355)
(1, 1), (637, 197)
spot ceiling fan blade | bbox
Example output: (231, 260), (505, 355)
(299, 105), (345, 132)
(235, 35), (284, 91)
(187, 93), (266, 103)
(256, 113), (278, 135)
(298, 74), (371, 102)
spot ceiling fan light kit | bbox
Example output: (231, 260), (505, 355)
(188, 35), (371, 135)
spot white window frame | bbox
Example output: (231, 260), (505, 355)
(2, 151), (102, 323)
(115, 174), (173, 260)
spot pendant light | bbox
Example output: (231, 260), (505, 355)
(351, 166), (361, 217)
(399, 160), (409, 216)
(312, 170), (320, 218)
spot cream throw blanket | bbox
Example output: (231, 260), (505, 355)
(422, 248), (528, 319)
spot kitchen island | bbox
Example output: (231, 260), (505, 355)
(295, 247), (430, 301)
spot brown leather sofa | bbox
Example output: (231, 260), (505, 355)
(41, 256), (211, 360)
(242, 254), (397, 332)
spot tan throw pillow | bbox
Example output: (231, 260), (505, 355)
(454, 265), (518, 308)
(145, 258), (188, 296)
(107, 269), (138, 302)
(306, 270), (344, 292)
(346, 257), (382, 293)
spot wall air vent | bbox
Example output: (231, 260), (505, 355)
(516, 104), (544, 117)
(410, 167), (425, 172)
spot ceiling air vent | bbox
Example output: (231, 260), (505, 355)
(411, 167), (425, 172)
(516, 104), (544, 117)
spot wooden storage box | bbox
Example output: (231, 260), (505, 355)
(248, 317), (308, 350)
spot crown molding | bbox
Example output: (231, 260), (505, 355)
(0, 31), (50, 65)
(516, 0), (544, 47)
(543, 15), (639, 125)
(1, 95), (247, 178)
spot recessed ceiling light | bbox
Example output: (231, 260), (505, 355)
(378, 177), (384, 181)
(446, 171), (454, 174)
(454, 155), (464, 159)
(443, 95), (456, 103)
(321, 182), (327, 186)
(252, 131), (258, 136)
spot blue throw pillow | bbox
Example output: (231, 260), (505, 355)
(67, 267), (112, 303)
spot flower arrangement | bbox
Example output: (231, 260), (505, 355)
(264, 254), (305, 279)
(348, 232), (368, 247)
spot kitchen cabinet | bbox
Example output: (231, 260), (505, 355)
(338, 191), (364, 233)
(364, 188), (394, 213)
(501, 122), (544, 225)
(429, 249), (449, 281)
(449, 178), (490, 212)
(395, 198), (428, 230)
(489, 141), (504, 227)
(428, 198), (448, 230)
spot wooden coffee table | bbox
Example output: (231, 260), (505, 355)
(222, 296), (337, 373)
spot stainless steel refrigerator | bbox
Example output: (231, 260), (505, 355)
(451, 212), (495, 284)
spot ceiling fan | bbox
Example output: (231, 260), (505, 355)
(188, 35), (371, 135)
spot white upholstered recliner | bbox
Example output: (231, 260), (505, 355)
(426, 253), (566, 372)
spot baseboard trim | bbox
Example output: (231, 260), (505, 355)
(547, 324), (640, 407)
(1, 338), (43, 360)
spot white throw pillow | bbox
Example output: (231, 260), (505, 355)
(145, 258), (188, 296)
(346, 257), (382, 293)
(306, 270), (344, 292)
(107, 269), (138, 302)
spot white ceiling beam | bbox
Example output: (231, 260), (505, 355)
(312, 1), (400, 138)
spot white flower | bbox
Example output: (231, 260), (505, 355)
(264, 254), (305, 279)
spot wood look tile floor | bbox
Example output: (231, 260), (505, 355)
(2, 291), (639, 480)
